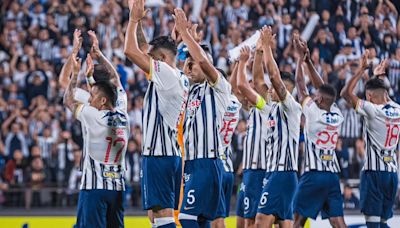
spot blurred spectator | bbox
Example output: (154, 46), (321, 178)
(66, 149), (82, 206)
(125, 140), (141, 207)
(343, 184), (360, 210)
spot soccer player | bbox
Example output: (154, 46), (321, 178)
(341, 51), (399, 228)
(236, 37), (271, 228)
(255, 26), (301, 228)
(64, 48), (130, 228)
(124, 1), (189, 228)
(291, 34), (347, 228)
(212, 65), (242, 228)
(173, 8), (231, 228)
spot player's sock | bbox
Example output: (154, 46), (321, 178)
(178, 213), (199, 228)
(151, 223), (157, 228)
(365, 222), (380, 228)
(365, 216), (381, 228)
(198, 219), (211, 228)
(154, 217), (176, 228)
(380, 219), (389, 228)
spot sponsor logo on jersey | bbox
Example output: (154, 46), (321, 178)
(103, 171), (121, 179)
(320, 154), (334, 161)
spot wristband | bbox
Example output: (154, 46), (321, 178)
(255, 95), (266, 110)
(87, 76), (96, 85)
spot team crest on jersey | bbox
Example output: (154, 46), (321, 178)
(323, 112), (341, 125)
(382, 104), (400, 118)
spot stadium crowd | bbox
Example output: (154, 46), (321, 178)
(0, 0), (399, 211)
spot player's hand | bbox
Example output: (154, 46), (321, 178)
(256, 33), (263, 51)
(72, 29), (82, 55)
(261, 26), (276, 47)
(239, 46), (251, 62)
(129, 0), (149, 22)
(359, 50), (370, 70)
(293, 33), (309, 61)
(189, 24), (203, 43)
(173, 8), (190, 34)
(72, 56), (82, 76)
(373, 58), (389, 76)
(87, 30), (100, 58)
(85, 54), (94, 77)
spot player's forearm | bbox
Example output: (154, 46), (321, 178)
(253, 49), (269, 96)
(59, 55), (73, 89)
(295, 58), (309, 104)
(264, 46), (287, 101)
(64, 72), (79, 112)
(124, 19), (150, 74)
(305, 58), (324, 89)
(181, 30), (219, 84)
(96, 51), (120, 84)
(137, 21), (149, 52)
(230, 62), (240, 94)
(237, 60), (258, 105)
(340, 68), (364, 108)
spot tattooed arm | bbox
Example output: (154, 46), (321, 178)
(64, 56), (82, 116)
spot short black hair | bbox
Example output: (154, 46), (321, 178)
(281, 71), (295, 85)
(93, 64), (112, 82)
(93, 80), (118, 107)
(319, 84), (337, 99)
(365, 78), (387, 91)
(149, 36), (177, 56)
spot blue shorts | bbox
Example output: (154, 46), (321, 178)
(76, 189), (125, 228)
(257, 171), (298, 220)
(293, 171), (343, 220)
(236, 182), (245, 217)
(242, 169), (267, 219)
(141, 156), (182, 210)
(216, 171), (234, 218)
(360, 171), (398, 220)
(180, 158), (224, 220)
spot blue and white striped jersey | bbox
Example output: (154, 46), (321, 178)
(184, 75), (232, 161)
(142, 59), (189, 157)
(220, 95), (241, 172)
(356, 99), (400, 172)
(75, 105), (130, 191)
(302, 97), (343, 173)
(242, 107), (269, 170)
(263, 93), (301, 172)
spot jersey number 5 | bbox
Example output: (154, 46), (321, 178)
(104, 137), (126, 163)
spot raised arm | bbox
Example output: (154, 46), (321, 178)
(262, 26), (286, 101)
(137, 21), (149, 52)
(59, 29), (82, 89)
(340, 50), (370, 108)
(230, 62), (241, 98)
(253, 32), (269, 99)
(237, 46), (259, 106)
(295, 35), (324, 89)
(293, 34), (309, 104)
(88, 30), (122, 88)
(63, 54), (82, 116)
(124, 0), (151, 74)
(174, 8), (220, 84)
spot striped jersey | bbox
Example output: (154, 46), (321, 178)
(302, 97), (343, 173)
(142, 59), (189, 157)
(263, 93), (301, 172)
(242, 107), (269, 170)
(75, 104), (130, 191)
(356, 99), (400, 172)
(184, 74), (232, 161)
(220, 95), (241, 172)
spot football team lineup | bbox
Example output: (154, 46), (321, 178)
(2, 0), (399, 228)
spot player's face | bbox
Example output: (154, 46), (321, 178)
(89, 86), (107, 109)
(184, 58), (205, 83)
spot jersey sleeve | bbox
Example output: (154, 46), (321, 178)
(282, 92), (302, 115)
(356, 99), (377, 118)
(75, 104), (101, 125)
(74, 88), (90, 104)
(210, 73), (232, 111)
(148, 59), (179, 90)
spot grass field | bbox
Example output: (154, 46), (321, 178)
(0, 216), (296, 228)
